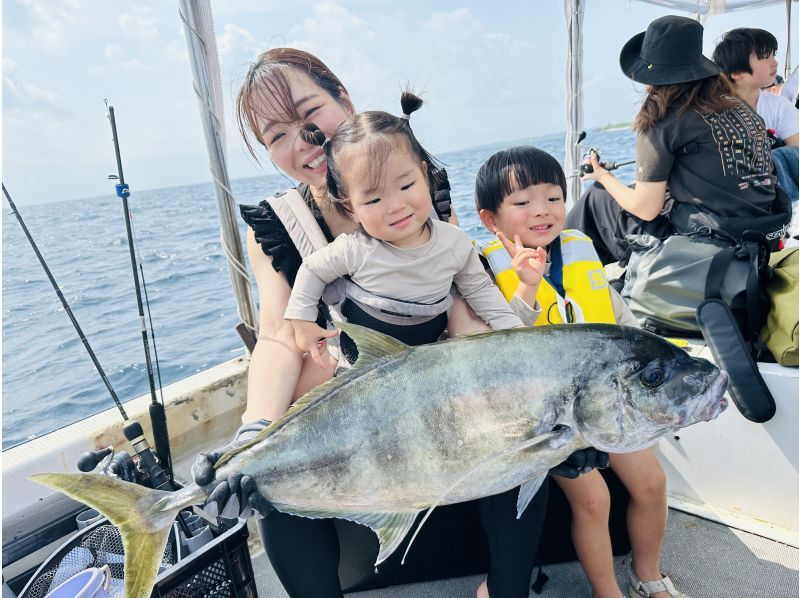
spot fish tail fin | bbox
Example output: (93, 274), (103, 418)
(30, 472), (186, 598)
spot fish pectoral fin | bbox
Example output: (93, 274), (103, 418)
(282, 506), (419, 566)
(516, 474), (547, 519)
(335, 321), (410, 367)
(546, 424), (574, 449)
(350, 510), (420, 565)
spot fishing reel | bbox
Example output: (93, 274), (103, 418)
(77, 446), (150, 486)
(568, 130), (635, 179)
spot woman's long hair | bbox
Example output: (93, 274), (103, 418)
(633, 74), (740, 132)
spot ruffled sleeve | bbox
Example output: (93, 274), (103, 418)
(239, 200), (303, 286)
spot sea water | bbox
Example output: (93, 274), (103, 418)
(2, 128), (636, 449)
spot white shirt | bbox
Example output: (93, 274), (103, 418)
(757, 90), (799, 141)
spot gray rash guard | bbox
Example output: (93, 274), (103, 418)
(286, 219), (523, 330)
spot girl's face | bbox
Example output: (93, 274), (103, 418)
(339, 142), (433, 249)
(480, 182), (565, 249)
(252, 70), (353, 188)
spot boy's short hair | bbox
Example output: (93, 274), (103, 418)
(475, 146), (567, 213)
(712, 28), (778, 76)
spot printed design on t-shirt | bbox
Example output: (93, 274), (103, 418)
(699, 105), (774, 190)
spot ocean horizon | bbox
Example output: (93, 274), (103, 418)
(2, 127), (636, 449)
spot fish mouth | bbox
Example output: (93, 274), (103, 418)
(694, 370), (729, 422)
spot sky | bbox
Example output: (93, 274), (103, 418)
(3, 0), (798, 205)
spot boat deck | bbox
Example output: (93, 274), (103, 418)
(251, 508), (799, 597)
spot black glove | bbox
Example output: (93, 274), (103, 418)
(550, 448), (609, 479)
(107, 451), (141, 484)
(191, 419), (272, 519)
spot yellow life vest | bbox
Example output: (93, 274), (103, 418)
(478, 229), (616, 325)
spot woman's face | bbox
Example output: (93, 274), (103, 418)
(253, 70), (353, 187)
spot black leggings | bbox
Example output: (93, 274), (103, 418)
(257, 484), (548, 598)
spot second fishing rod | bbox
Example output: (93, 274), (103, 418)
(106, 101), (174, 483)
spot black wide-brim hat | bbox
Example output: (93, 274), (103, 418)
(619, 15), (720, 85)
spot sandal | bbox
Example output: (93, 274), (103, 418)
(625, 557), (688, 598)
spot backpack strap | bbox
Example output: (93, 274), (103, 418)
(266, 189), (328, 259)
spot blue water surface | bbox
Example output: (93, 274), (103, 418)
(2, 128), (635, 449)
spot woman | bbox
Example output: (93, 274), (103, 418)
(566, 15), (792, 266)
(192, 49), (603, 598)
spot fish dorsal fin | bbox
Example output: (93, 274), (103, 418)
(276, 505), (420, 566)
(335, 321), (409, 367)
(400, 428), (564, 564)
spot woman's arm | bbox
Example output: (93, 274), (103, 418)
(582, 151), (668, 221)
(242, 229), (335, 423)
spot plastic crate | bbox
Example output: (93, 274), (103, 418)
(152, 518), (256, 598)
(18, 514), (256, 598)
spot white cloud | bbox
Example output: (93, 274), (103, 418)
(265, 1), (555, 151)
(3, 58), (71, 121)
(16, 0), (80, 46)
(119, 6), (160, 42)
(104, 44), (124, 61)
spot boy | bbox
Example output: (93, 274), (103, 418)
(713, 28), (798, 146)
(474, 146), (686, 598)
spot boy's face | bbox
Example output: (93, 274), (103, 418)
(479, 183), (565, 249)
(733, 50), (778, 90)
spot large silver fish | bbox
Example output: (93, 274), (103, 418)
(32, 322), (727, 598)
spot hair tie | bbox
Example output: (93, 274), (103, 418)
(400, 114), (411, 121)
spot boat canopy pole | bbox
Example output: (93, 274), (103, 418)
(177, 0), (258, 347)
(786, 0), (794, 77)
(564, 0), (585, 210)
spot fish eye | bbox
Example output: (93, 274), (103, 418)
(640, 366), (665, 389)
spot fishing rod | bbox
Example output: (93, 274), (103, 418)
(2, 184), (170, 490)
(105, 101), (174, 483)
(3, 184), (129, 421)
(566, 130), (635, 179)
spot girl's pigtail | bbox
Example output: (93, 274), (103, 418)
(400, 91), (423, 121)
(300, 122), (327, 147)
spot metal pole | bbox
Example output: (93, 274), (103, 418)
(177, 0), (258, 343)
(564, 0), (585, 211)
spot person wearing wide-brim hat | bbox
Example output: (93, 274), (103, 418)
(565, 14), (791, 267)
(563, 15), (792, 597)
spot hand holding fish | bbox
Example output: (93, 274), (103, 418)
(192, 419), (273, 519)
(290, 319), (339, 368)
(550, 447), (609, 478)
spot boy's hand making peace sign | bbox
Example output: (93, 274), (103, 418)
(496, 231), (547, 286)
(495, 230), (547, 311)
